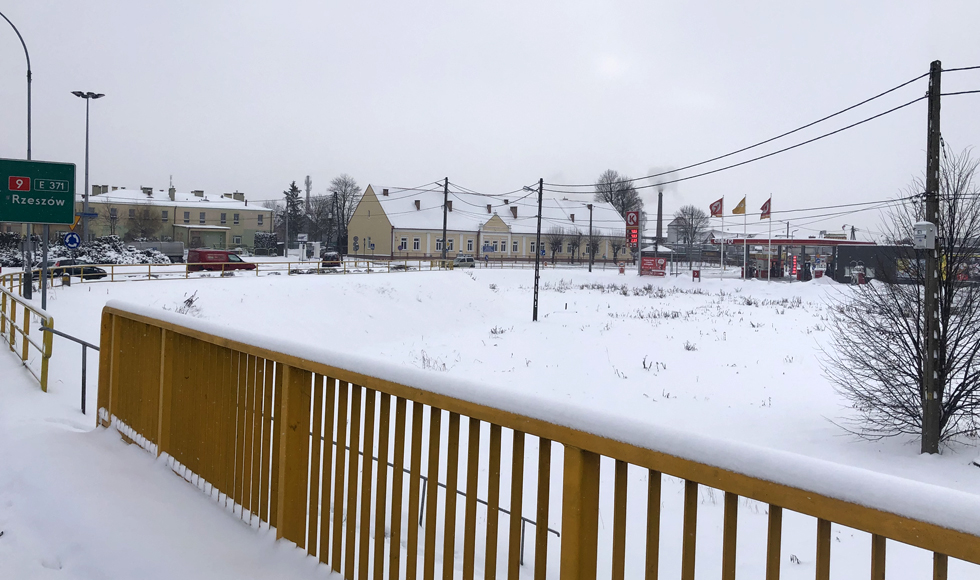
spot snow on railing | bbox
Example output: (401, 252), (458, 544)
(97, 300), (980, 579)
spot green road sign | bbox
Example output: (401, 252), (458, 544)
(0, 158), (76, 225)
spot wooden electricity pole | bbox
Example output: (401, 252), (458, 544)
(922, 60), (942, 454)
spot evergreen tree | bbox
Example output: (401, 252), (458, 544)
(283, 181), (304, 241)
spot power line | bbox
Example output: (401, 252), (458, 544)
(940, 90), (980, 97)
(543, 95), (928, 195)
(544, 71), (930, 188)
(943, 65), (980, 72)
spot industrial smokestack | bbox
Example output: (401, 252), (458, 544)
(656, 189), (664, 246)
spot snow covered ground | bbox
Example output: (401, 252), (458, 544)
(3, 267), (980, 578)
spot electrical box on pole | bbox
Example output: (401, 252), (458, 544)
(913, 221), (936, 250)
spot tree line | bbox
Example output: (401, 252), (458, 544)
(264, 174), (362, 252)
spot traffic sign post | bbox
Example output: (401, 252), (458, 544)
(1, 158), (77, 309)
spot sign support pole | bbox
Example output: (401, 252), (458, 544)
(41, 224), (48, 308)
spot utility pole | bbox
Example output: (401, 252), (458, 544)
(922, 60), (942, 454)
(587, 203), (594, 272)
(532, 179), (543, 321)
(441, 177), (449, 263)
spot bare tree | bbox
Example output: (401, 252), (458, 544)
(329, 174), (361, 253)
(546, 227), (566, 262)
(125, 201), (162, 240)
(824, 148), (980, 446)
(568, 229), (584, 263)
(594, 169), (643, 217)
(610, 230), (625, 262)
(95, 201), (121, 236)
(673, 205), (710, 269)
(306, 194), (332, 242)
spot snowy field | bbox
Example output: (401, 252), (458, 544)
(3, 268), (980, 578)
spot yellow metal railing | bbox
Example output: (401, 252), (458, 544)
(1, 277), (53, 391)
(97, 304), (980, 580)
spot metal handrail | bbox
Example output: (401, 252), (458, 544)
(39, 326), (97, 413)
(0, 282), (52, 391)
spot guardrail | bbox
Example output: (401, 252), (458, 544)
(0, 280), (53, 391)
(98, 302), (979, 580)
(39, 325), (98, 413)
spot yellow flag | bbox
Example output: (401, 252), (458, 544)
(732, 196), (746, 215)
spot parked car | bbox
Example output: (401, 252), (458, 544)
(321, 251), (342, 268)
(453, 255), (476, 268)
(40, 259), (108, 280)
(186, 249), (257, 272)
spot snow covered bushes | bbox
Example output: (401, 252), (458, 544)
(0, 234), (170, 267)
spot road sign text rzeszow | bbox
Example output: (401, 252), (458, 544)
(0, 159), (76, 225)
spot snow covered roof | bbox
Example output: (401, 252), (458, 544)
(78, 188), (258, 210)
(367, 185), (626, 236)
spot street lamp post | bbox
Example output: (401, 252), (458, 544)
(72, 91), (104, 243)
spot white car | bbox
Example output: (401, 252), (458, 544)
(453, 255), (476, 268)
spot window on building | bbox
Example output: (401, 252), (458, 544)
(233, 235), (242, 245)
(567, 242), (575, 253)
(492, 241), (498, 252)
(512, 241), (518, 252)
(447, 239), (454, 251)
(234, 213), (240, 225)
(199, 212), (206, 224)
(110, 208), (117, 218)
(143, 209), (150, 219)
(161, 210), (168, 222)
(128, 208), (136, 218)
(257, 214), (263, 225)
(413, 238), (421, 250)
(400, 237), (408, 250)
(220, 213), (227, 224)
(467, 239), (474, 252)
(557, 244), (562, 253)
(183, 211), (190, 223)
(435, 238), (443, 251)
(530, 242), (536, 253)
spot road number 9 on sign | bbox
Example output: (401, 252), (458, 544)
(8, 176), (31, 191)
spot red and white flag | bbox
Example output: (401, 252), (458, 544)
(760, 197), (771, 220)
(709, 197), (724, 217)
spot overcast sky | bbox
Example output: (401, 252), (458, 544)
(2, 1), (979, 240)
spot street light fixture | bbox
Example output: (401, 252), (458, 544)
(72, 91), (105, 243)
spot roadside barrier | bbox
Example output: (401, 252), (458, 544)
(98, 302), (979, 579)
(0, 279), (53, 391)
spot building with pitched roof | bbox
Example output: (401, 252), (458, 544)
(346, 185), (631, 261)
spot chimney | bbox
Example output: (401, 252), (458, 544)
(570, 214), (575, 223)
(504, 199), (509, 205)
(447, 200), (453, 212)
(91, 185), (100, 196)
(111, 186), (118, 191)
(223, 193), (232, 199)
(141, 186), (152, 196)
(233, 192), (244, 201)
(382, 188), (389, 196)
(414, 200), (420, 211)
(168, 186), (176, 201)
(656, 190), (663, 245)
(192, 190), (204, 197)
(487, 204), (492, 214)
(510, 206), (517, 219)
(101, 185), (109, 194)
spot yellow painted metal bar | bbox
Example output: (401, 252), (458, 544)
(332, 380), (349, 573)
(96, 311), (112, 426)
(7, 295), (14, 350)
(319, 375), (337, 565)
(766, 505), (783, 580)
(423, 406), (442, 580)
(871, 534), (886, 580)
(358, 389), (376, 580)
(722, 491), (738, 580)
(934, 552), (948, 580)
(645, 470), (661, 580)
(308, 373), (324, 557)
(276, 365), (312, 547)
(390, 397), (407, 580)
(406, 402), (424, 580)
(156, 329), (171, 457)
(249, 358), (265, 518)
(269, 362), (284, 523)
(462, 418), (481, 580)
(345, 385), (363, 577)
(485, 423), (503, 579)
(815, 518), (831, 580)
(508, 430), (525, 580)
(39, 313), (52, 392)
(559, 446), (600, 580)
(21, 304), (29, 361)
(373, 393), (391, 579)
(442, 412), (460, 580)
(611, 459), (628, 580)
(259, 361), (276, 524)
(681, 480), (698, 580)
(534, 438), (551, 580)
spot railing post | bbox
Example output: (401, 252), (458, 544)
(275, 364), (312, 545)
(766, 505), (783, 580)
(157, 328), (173, 457)
(39, 313), (52, 392)
(96, 311), (113, 426)
(1, 290), (6, 334)
(559, 445), (600, 580)
(21, 303), (30, 361)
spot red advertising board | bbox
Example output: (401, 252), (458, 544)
(641, 256), (667, 276)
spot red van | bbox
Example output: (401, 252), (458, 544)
(186, 249), (257, 272)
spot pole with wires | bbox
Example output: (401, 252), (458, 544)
(921, 60), (942, 454)
(532, 179), (543, 321)
(441, 177), (449, 263)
